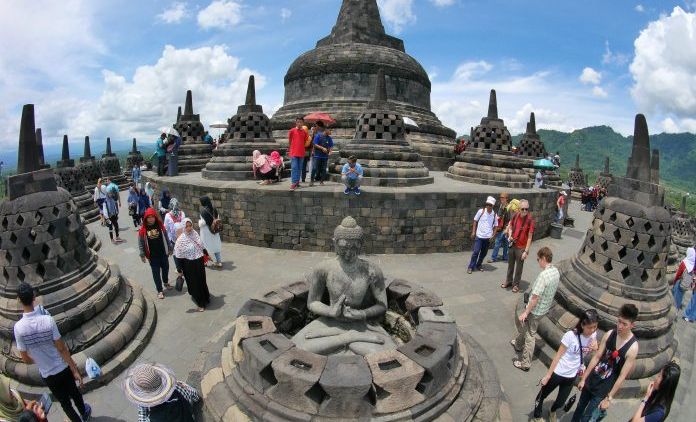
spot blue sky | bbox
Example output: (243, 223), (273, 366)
(1, 0), (695, 152)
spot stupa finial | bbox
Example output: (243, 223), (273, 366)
(132, 138), (137, 153)
(36, 128), (46, 168)
(245, 75), (256, 106)
(83, 136), (92, 158)
(106, 137), (112, 155)
(487, 89), (498, 120)
(626, 114), (652, 182)
(317, 0), (404, 51)
(604, 157), (610, 173)
(529, 112), (536, 134)
(681, 195), (687, 213)
(177, 106), (182, 122)
(373, 69), (388, 103)
(575, 153), (580, 168)
(62, 135), (70, 160)
(651, 149), (660, 184)
(17, 104), (39, 174)
(184, 90), (193, 115)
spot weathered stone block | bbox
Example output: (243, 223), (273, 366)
(266, 347), (327, 414)
(318, 355), (373, 418)
(365, 349), (425, 414)
(239, 333), (293, 393)
(398, 334), (453, 398)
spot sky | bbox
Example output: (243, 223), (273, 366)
(1, 0), (696, 152)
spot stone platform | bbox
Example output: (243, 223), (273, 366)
(142, 171), (557, 254)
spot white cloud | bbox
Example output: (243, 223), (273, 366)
(630, 6), (696, 132)
(280, 8), (291, 22)
(431, 60), (634, 136)
(602, 40), (630, 66)
(377, 0), (416, 34)
(579, 67), (602, 85)
(635, 4), (645, 13)
(592, 86), (608, 98)
(157, 2), (188, 24)
(661, 117), (696, 132)
(430, 0), (455, 6)
(197, 1), (242, 30)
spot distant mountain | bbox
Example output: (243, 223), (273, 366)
(512, 126), (696, 193)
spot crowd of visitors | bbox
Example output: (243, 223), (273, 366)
(580, 186), (606, 212)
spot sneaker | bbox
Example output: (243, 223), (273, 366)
(290, 183), (298, 191)
(354, 187), (361, 196)
(158, 292), (165, 299)
(82, 403), (92, 421)
(319, 181), (325, 185)
(344, 188), (351, 195)
(487, 258), (497, 263)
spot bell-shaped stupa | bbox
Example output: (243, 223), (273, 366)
(270, 0), (456, 170)
(173, 90), (213, 172)
(330, 69), (433, 186)
(98, 137), (128, 189)
(596, 156), (613, 190)
(76, 136), (101, 189)
(125, 138), (144, 178)
(54, 135), (101, 225)
(202, 75), (286, 180)
(667, 195), (695, 273)
(0, 105), (155, 389)
(531, 114), (675, 395)
(35, 129), (49, 169)
(446, 90), (532, 188)
(568, 154), (587, 191)
(517, 112), (561, 188)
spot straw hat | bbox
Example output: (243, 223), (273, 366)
(122, 363), (177, 407)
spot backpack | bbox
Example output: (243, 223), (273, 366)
(148, 389), (195, 422)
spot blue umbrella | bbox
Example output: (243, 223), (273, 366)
(533, 158), (557, 170)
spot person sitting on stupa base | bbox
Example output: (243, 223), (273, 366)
(291, 216), (396, 356)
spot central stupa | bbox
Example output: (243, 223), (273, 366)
(271, 0), (456, 169)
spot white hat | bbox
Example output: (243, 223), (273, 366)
(486, 196), (496, 206)
(561, 191), (568, 196)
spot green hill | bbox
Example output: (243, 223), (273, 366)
(512, 126), (696, 215)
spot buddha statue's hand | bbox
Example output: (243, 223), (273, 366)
(346, 331), (385, 345)
(342, 306), (366, 321)
(326, 294), (346, 318)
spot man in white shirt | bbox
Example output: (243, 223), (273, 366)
(467, 196), (499, 274)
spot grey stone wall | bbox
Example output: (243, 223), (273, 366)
(143, 174), (557, 254)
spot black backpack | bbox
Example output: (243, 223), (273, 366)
(148, 390), (195, 422)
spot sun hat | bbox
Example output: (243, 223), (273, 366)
(561, 191), (568, 196)
(485, 196), (496, 206)
(122, 363), (177, 407)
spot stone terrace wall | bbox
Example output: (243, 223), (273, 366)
(143, 173), (557, 254)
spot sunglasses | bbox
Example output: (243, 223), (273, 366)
(520, 208), (529, 211)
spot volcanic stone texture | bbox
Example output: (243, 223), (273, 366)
(125, 138), (144, 178)
(568, 154), (587, 192)
(174, 91), (213, 173)
(77, 137), (102, 189)
(99, 138), (128, 190)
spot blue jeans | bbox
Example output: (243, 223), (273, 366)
(290, 157), (304, 184)
(149, 254), (169, 293)
(672, 282), (686, 309)
(571, 389), (605, 422)
(311, 157), (328, 182)
(490, 232), (508, 261)
(214, 252), (222, 263)
(468, 237), (490, 270)
(685, 290), (696, 321)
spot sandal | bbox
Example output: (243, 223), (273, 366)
(467, 268), (472, 274)
(511, 286), (520, 293)
(500, 282), (512, 289)
(197, 307), (205, 312)
(157, 292), (165, 299)
(513, 360), (529, 371)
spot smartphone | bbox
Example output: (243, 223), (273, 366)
(39, 392), (52, 414)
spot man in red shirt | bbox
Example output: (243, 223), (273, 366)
(556, 191), (567, 223)
(501, 199), (535, 293)
(288, 117), (308, 190)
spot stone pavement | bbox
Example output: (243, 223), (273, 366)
(47, 194), (694, 422)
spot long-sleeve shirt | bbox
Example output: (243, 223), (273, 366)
(137, 381), (200, 422)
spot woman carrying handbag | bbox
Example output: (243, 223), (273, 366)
(174, 218), (211, 312)
(531, 309), (599, 422)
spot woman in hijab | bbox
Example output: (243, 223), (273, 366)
(145, 182), (155, 205)
(252, 150), (274, 185)
(158, 188), (172, 220)
(138, 188), (151, 226)
(164, 198), (186, 285)
(199, 196), (223, 268)
(269, 150), (284, 183)
(174, 219), (211, 311)
(127, 185), (140, 227)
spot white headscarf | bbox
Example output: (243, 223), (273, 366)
(173, 218), (205, 260)
(684, 247), (695, 273)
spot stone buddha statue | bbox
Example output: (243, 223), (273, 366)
(292, 217), (396, 356)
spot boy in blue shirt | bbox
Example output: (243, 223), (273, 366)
(155, 133), (167, 176)
(310, 121), (334, 186)
(341, 155), (363, 195)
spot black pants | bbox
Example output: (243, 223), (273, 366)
(106, 215), (119, 240)
(44, 366), (86, 422)
(157, 155), (166, 176)
(533, 372), (575, 418)
(311, 157), (328, 182)
(149, 254), (170, 292)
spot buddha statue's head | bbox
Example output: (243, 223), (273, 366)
(333, 216), (364, 263)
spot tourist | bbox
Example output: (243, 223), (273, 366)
(310, 122), (333, 186)
(0, 373), (47, 422)
(501, 199), (535, 293)
(467, 196), (499, 274)
(489, 192), (511, 263)
(155, 133), (167, 176)
(127, 185), (140, 227)
(556, 191), (568, 223)
(138, 187), (151, 226)
(572, 303), (640, 422)
(145, 181), (155, 205)
(531, 309), (599, 422)
(132, 163), (142, 189)
(158, 188), (172, 220)
(252, 150), (275, 185)
(534, 170), (544, 188)
(269, 150), (284, 183)
(302, 123), (314, 184)
(199, 196), (223, 268)
(164, 198), (186, 285)
(13, 283), (92, 422)
(138, 208), (173, 299)
(102, 186), (123, 244)
(341, 155), (363, 195)
(288, 117), (307, 190)
(629, 361), (680, 422)
(122, 363), (200, 422)
(93, 177), (107, 226)
(670, 247), (694, 313)
(105, 177), (119, 200)
(554, 152), (561, 167)
(174, 218), (211, 311)
(166, 134), (181, 177)
(511, 247), (560, 371)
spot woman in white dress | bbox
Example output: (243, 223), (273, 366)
(198, 196), (222, 268)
